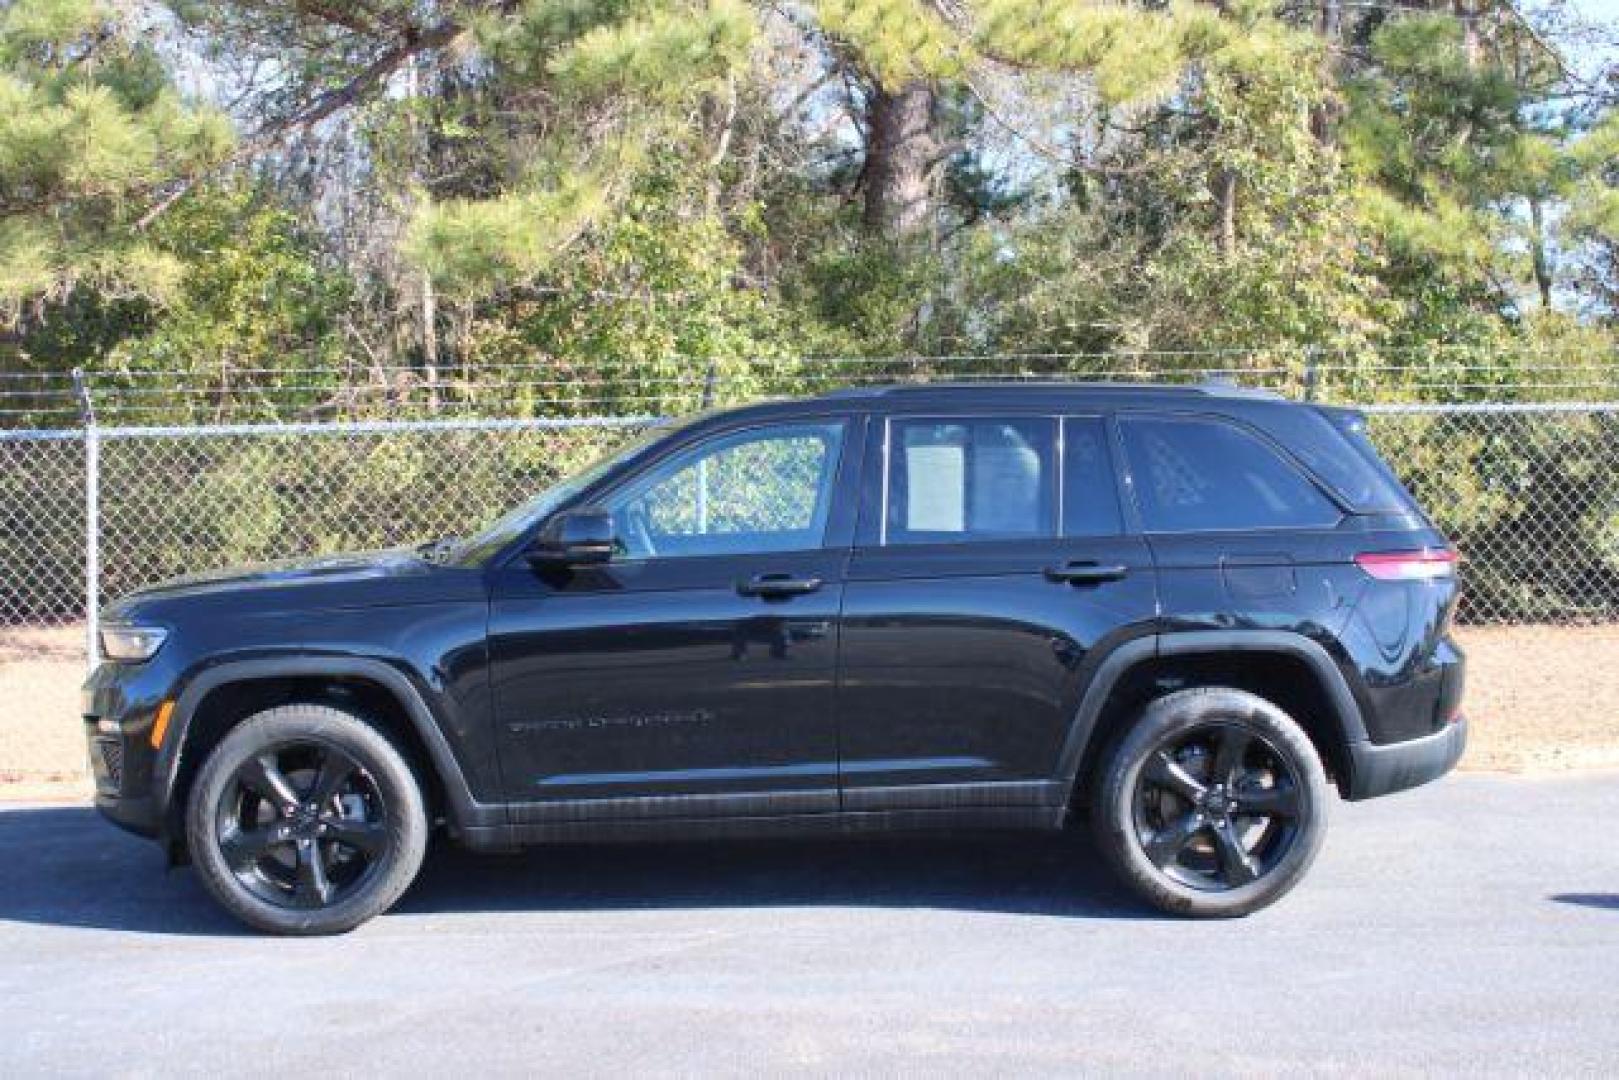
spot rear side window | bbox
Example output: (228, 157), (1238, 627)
(1062, 417), (1124, 537)
(1258, 406), (1412, 511)
(1120, 415), (1341, 532)
(1316, 409), (1417, 512)
(885, 417), (1056, 544)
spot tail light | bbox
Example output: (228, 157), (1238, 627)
(1354, 548), (1458, 581)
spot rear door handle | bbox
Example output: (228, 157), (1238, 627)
(1044, 562), (1128, 586)
(737, 573), (824, 598)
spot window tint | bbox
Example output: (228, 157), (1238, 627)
(606, 421), (845, 558)
(1246, 405), (1410, 511)
(885, 418), (1055, 544)
(1062, 417), (1123, 537)
(1120, 415), (1340, 531)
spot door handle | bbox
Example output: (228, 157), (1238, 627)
(1044, 562), (1128, 586)
(737, 573), (824, 598)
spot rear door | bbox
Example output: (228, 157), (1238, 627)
(836, 411), (1158, 810)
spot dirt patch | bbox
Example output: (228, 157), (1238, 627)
(0, 624), (92, 799)
(1457, 624), (1619, 772)
(2, 622), (1616, 799)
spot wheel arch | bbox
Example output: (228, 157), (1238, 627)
(158, 656), (496, 850)
(1058, 631), (1367, 805)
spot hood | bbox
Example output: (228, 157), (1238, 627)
(106, 547), (477, 621)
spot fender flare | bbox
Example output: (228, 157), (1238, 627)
(158, 655), (501, 836)
(1054, 629), (1368, 796)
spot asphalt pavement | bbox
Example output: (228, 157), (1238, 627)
(2, 772), (1616, 1077)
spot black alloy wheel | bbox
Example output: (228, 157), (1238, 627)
(217, 741), (390, 910)
(186, 704), (429, 935)
(1092, 687), (1329, 917)
(1131, 722), (1303, 891)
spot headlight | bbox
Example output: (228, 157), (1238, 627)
(99, 624), (169, 663)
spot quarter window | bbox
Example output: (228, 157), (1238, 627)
(1120, 415), (1340, 531)
(884, 418), (1056, 544)
(606, 421), (846, 558)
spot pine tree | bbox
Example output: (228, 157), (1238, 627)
(0, 0), (231, 327)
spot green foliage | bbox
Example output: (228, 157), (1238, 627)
(0, 0), (1612, 402)
(407, 172), (612, 300)
(1338, 12), (1579, 323)
(0, 0), (232, 322)
(1373, 410), (1619, 623)
(452, 157), (792, 411)
(976, 0), (1218, 104)
(548, 0), (756, 102)
(95, 426), (643, 600)
(814, 0), (961, 87)
(106, 185), (355, 381)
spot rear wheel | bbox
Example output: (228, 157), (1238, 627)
(185, 704), (428, 935)
(1092, 687), (1328, 917)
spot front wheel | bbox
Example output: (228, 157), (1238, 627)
(185, 704), (429, 935)
(1091, 687), (1329, 917)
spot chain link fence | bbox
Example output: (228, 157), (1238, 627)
(4, 375), (1619, 665)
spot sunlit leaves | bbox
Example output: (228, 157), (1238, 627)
(975, 0), (1210, 105)
(548, 0), (756, 101)
(815, 0), (962, 87)
(407, 172), (611, 297)
(0, 0), (233, 319)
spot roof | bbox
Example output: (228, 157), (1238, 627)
(683, 379), (1298, 432)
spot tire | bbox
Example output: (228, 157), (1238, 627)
(185, 703), (429, 935)
(1091, 687), (1329, 918)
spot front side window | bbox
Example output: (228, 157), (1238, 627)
(606, 421), (846, 559)
(1120, 415), (1341, 532)
(884, 417), (1056, 544)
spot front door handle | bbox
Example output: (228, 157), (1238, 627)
(737, 573), (824, 598)
(1044, 562), (1128, 586)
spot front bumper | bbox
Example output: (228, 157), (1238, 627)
(82, 663), (177, 841)
(1344, 717), (1468, 801)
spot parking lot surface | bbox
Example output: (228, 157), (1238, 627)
(2, 772), (1617, 1076)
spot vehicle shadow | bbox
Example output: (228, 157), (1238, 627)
(0, 805), (1153, 937)
(1550, 893), (1619, 912)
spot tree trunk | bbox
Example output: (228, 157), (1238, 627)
(1214, 168), (1238, 257)
(863, 80), (940, 243)
(1529, 196), (1553, 310)
(1310, 0), (1342, 145)
(1454, 0), (1481, 69)
(406, 57), (440, 413)
(706, 75), (738, 217)
(419, 271), (440, 410)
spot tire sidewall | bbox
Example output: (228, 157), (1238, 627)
(186, 705), (428, 935)
(1093, 688), (1329, 917)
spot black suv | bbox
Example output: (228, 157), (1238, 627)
(84, 383), (1466, 933)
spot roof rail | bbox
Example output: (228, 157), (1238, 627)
(816, 379), (1284, 401)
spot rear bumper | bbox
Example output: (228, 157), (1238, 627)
(1344, 718), (1468, 801)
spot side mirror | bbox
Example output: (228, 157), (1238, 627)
(529, 508), (617, 566)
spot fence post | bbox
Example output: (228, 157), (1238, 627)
(72, 369), (100, 672)
(1302, 347), (1320, 402)
(700, 359), (718, 409)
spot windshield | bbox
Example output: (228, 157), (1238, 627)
(449, 422), (683, 564)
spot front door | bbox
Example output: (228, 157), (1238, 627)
(837, 413), (1158, 810)
(489, 417), (859, 823)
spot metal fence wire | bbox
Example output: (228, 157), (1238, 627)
(3, 396), (1618, 660)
